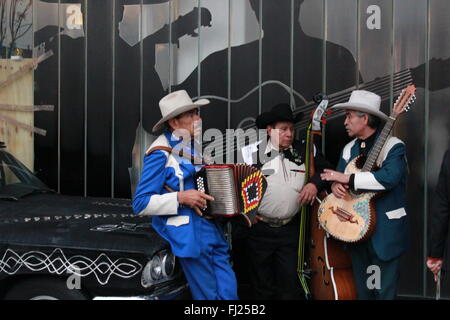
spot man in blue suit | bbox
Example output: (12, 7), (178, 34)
(320, 90), (409, 300)
(132, 90), (238, 300)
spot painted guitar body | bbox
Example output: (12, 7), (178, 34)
(318, 155), (377, 243)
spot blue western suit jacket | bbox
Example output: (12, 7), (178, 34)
(132, 131), (207, 258)
(337, 136), (409, 261)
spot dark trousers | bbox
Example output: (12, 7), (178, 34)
(351, 240), (401, 300)
(246, 215), (304, 300)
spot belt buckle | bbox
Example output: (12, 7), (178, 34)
(262, 216), (287, 227)
(268, 220), (284, 227)
(257, 213), (291, 227)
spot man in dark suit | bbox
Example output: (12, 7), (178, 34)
(427, 149), (450, 282)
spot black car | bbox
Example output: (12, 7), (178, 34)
(0, 142), (189, 300)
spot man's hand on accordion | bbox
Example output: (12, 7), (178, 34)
(177, 190), (215, 217)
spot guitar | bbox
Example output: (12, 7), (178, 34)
(317, 84), (416, 243)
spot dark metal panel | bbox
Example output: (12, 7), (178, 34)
(323, 0), (359, 167)
(293, 0), (324, 145)
(113, 0), (143, 198)
(426, 0), (450, 299)
(325, 0), (358, 95)
(293, 0), (323, 108)
(229, 0), (261, 130)
(34, 0), (60, 191)
(59, 0), (85, 196)
(86, 0), (113, 197)
(142, 0), (170, 133)
(359, 0), (392, 85)
(195, 0), (230, 133)
(392, 0), (427, 297)
(259, 0), (292, 113)
(169, 0), (200, 98)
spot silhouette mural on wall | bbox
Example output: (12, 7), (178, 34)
(20, 0), (450, 301)
(32, 0), (449, 199)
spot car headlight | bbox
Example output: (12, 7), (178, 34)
(141, 251), (176, 288)
(161, 251), (176, 277)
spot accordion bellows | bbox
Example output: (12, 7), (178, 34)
(195, 164), (267, 226)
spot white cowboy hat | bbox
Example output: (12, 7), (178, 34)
(152, 90), (210, 133)
(331, 90), (388, 121)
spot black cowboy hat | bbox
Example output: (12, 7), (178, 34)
(255, 103), (303, 129)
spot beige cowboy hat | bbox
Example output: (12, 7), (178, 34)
(331, 90), (388, 121)
(152, 90), (210, 133)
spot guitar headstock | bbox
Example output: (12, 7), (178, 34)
(392, 84), (416, 117)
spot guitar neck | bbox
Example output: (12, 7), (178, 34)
(362, 116), (396, 172)
(201, 68), (413, 160)
(292, 68), (413, 130)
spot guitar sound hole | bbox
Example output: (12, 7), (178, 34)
(349, 189), (363, 197)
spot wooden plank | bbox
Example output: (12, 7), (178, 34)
(0, 104), (54, 112)
(0, 51), (53, 91)
(0, 59), (35, 170)
(0, 113), (46, 136)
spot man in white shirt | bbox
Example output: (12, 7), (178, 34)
(241, 103), (331, 299)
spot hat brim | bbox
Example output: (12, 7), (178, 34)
(255, 112), (303, 129)
(152, 99), (210, 133)
(331, 102), (388, 121)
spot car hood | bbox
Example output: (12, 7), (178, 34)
(0, 194), (167, 257)
(0, 193), (132, 217)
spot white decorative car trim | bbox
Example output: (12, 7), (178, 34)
(0, 248), (143, 285)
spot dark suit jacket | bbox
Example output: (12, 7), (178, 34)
(428, 149), (450, 270)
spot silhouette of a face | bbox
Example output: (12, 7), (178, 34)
(249, 0), (303, 22)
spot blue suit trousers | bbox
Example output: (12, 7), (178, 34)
(351, 240), (401, 300)
(179, 218), (238, 300)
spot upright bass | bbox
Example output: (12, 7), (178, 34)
(297, 94), (357, 300)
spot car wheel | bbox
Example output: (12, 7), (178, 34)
(3, 277), (88, 300)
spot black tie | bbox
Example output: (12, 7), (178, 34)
(283, 149), (297, 163)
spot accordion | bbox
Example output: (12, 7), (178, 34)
(195, 164), (267, 226)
